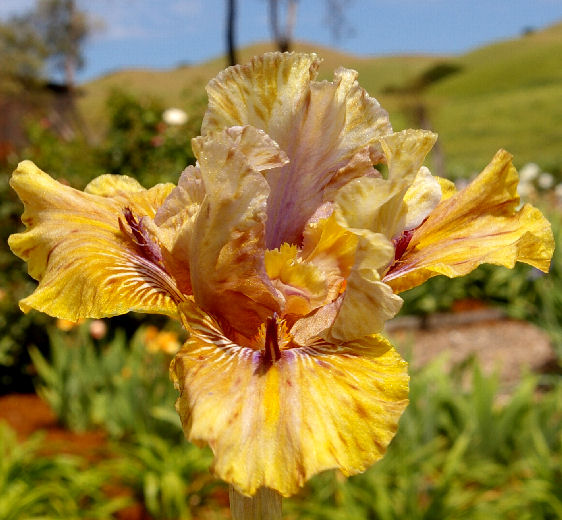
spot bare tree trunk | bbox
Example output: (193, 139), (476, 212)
(269, 0), (281, 49)
(226, 0), (238, 66)
(64, 0), (76, 88)
(269, 0), (298, 53)
(285, 0), (297, 50)
(64, 56), (75, 88)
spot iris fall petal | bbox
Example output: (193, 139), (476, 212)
(171, 301), (409, 497)
(9, 161), (181, 319)
(384, 149), (555, 292)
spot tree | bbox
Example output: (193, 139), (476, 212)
(266, 0), (352, 53)
(226, 0), (238, 66)
(0, 13), (48, 91)
(269, 0), (297, 53)
(323, 0), (354, 42)
(0, 0), (93, 89)
(33, 0), (90, 88)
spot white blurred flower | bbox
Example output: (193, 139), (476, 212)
(517, 181), (535, 198)
(454, 178), (469, 191)
(555, 183), (562, 201)
(163, 107), (188, 126)
(538, 172), (554, 190)
(519, 162), (541, 182)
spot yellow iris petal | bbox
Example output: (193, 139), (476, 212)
(302, 213), (358, 279)
(336, 129), (437, 241)
(264, 244), (328, 317)
(203, 52), (392, 248)
(402, 166), (442, 231)
(436, 176), (457, 201)
(380, 129), (437, 184)
(328, 129), (437, 341)
(385, 149), (555, 292)
(8, 161), (181, 319)
(188, 126), (288, 337)
(171, 301), (408, 498)
(329, 254), (403, 342)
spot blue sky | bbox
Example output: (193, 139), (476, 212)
(1, 0), (561, 82)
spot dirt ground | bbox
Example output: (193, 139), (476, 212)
(387, 309), (556, 387)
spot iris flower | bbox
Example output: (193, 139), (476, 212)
(9, 53), (553, 508)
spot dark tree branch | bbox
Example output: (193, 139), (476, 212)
(226, 0), (238, 66)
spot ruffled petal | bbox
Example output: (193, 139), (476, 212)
(384, 150), (555, 293)
(402, 166), (442, 231)
(152, 165), (205, 295)
(188, 127), (288, 337)
(328, 230), (403, 342)
(84, 174), (146, 195)
(380, 129), (437, 184)
(171, 302), (409, 498)
(264, 244), (329, 317)
(202, 52), (392, 248)
(335, 129), (437, 241)
(302, 213), (358, 279)
(8, 161), (182, 319)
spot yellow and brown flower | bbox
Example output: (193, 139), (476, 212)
(8, 52), (553, 498)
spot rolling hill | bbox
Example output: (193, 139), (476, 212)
(79, 22), (562, 178)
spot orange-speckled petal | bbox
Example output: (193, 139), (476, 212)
(202, 52), (392, 248)
(384, 150), (555, 293)
(171, 301), (409, 497)
(189, 127), (288, 337)
(8, 161), (183, 320)
(151, 164), (205, 295)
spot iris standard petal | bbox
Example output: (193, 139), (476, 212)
(335, 130), (437, 241)
(384, 149), (555, 293)
(151, 165), (205, 295)
(202, 52), (392, 248)
(171, 301), (409, 498)
(188, 126), (288, 337)
(328, 130), (436, 340)
(328, 232), (403, 342)
(8, 161), (182, 319)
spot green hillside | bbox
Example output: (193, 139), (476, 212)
(79, 41), (443, 135)
(79, 22), (562, 177)
(425, 22), (562, 175)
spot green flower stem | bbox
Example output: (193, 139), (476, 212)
(229, 486), (282, 520)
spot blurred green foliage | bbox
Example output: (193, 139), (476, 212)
(21, 325), (562, 519)
(0, 87), (204, 392)
(27, 323), (218, 519)
(117, 434), (215, 520)
(101, 89), (203, 187)
(30, 323), (184, 440)
(0, 423), (131, 519)
(289, 359), (562, 520)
